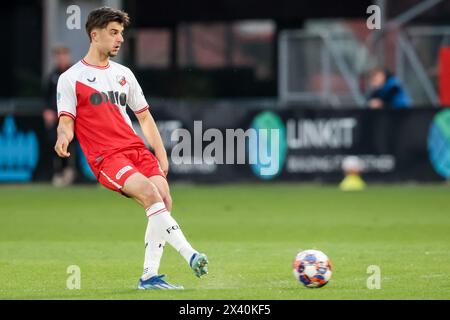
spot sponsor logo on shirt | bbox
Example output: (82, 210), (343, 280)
(89, 91), (127, 107)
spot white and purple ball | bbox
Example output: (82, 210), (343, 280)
(292, 249), (332, 288)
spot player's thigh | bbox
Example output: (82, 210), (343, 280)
(122, 172), (163, 207)
(97, 155), (137, 193)
(133, 148), (171, 203)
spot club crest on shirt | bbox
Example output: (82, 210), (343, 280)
(116, 75), (127, 86)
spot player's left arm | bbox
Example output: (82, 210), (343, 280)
(135, 109), (169, 176)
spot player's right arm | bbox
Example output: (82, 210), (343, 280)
(55, 116), (74, 158)
(55, 71), (77, 158)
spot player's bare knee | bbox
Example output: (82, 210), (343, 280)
(139, 181), (163, 208)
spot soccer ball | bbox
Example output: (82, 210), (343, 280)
(292, 249), (332, 288)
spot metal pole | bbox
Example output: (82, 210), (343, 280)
(278, 31), (289, 104)
(325, 37), (365, 107)
(321, 42), (331, 106)
(399, 33), (439, 106)
(42, 0), (59, 79)
(374, 0), (386, 66)
(386, 0), (443, 29)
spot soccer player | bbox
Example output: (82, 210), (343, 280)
(54, 7), (208, 290)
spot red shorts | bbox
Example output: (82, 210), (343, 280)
(94, 147), (166, 194)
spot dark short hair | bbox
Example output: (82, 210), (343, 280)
(85, 7), (130, 41)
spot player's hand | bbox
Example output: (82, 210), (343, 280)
(54, 136), (71, 158)
(157, 153), (169, 176)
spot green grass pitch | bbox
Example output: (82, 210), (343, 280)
(0, 183), (449, 299)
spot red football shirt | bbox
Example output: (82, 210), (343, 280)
(56, 59), (149, 176)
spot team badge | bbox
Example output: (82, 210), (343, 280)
(116, 75), (127, 86)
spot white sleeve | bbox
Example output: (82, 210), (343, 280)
(127, 70), (149, 114)
(56, 73), (77, 120)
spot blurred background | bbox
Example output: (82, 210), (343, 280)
(1, 0), (450, 185)
(2, 1), (450, 301)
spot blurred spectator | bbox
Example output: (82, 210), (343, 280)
(43, 45), (76, 186)
(366, 68), (412, 109)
